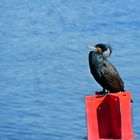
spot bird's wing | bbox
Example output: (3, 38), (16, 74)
(100, 60), (124, 91)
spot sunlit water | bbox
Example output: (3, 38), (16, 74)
(0, 0), (140, 140)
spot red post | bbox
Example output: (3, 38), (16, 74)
(85, 91), (136, 140)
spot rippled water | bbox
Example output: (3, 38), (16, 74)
(0, 0), (140, 140)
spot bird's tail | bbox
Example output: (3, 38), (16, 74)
(121, 89), (133, 103)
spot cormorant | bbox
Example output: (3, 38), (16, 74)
(88, 43), (125, 94)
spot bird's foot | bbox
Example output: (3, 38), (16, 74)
(99, 91), (106, 95)
(96, 90), (108, 97)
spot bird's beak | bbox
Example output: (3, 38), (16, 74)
(87, 46), (102, 52)
(87, 46), (96, 51)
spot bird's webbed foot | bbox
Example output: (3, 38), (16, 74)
(97, 89), (108, 97)
(99, 88), (107, 94)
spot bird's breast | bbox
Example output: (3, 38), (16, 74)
(89, 52), (103, 81)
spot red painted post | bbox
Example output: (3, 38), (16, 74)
(85, 91), (136, 140)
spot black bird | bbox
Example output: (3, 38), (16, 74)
(88, 43), (125, 94)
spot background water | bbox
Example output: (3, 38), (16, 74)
(0, 0), (140, 140)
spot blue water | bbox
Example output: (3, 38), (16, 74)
(0, 0), (140, 140)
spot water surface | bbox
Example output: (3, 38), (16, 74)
(0, 0), (140, 140)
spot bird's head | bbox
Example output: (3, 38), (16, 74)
(88, 43), (112, 58)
